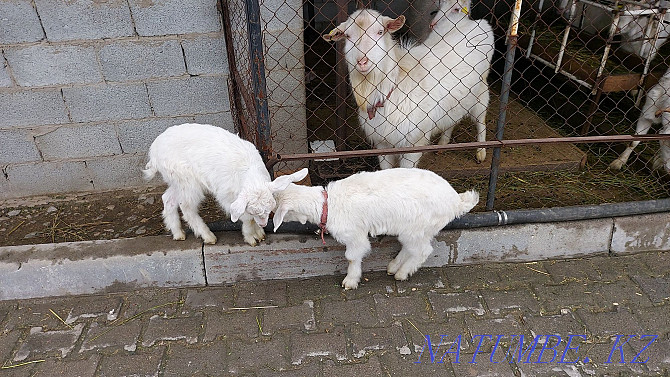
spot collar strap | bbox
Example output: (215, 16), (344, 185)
(319, 189), (328, 245)
(367, 86), (396, 120)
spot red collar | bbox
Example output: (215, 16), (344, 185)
(319, 189), (328, 245)
(367, 86), (395, 120)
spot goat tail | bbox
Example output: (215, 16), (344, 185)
(457, 190), (479, 216)
(142, 159), (158, 181)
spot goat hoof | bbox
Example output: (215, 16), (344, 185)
(341, 277), (359, 290)
(203, 236), (217, 245)
(244, 237), (258, 246)
(173, 233), (186, 241)
(476, 149), (486, 163)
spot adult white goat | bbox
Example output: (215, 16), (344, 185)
(143, 123), (308, 245)
(618, 3), (670, 62)
(272, 168), (479, 289)
(323, 6), (494, 169)
(610, 69), (670, 173)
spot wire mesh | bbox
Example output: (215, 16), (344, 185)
(222, 0), (670, 211)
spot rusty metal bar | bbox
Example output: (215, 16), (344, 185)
(334, 0), (350, 152)
(245, 0), (273, 164)
(486, 0), (523, 211)
(266, 134), (670, 167)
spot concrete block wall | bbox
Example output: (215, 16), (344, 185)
(1, 0), (308, 199)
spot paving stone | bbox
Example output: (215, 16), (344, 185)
(428, 291), (485, 317)
(378, 352), (454, 376)
(544, 258), (606, 284)
(183, 287), (234, 311)
(262, 300), (315, 334)
(444, 264), (502, 290)
(291, 329), (347, 365)
(64, 296), (123, 324)
(142, 313), (203, 347)
(162, 342), (227, 377)
(395, 268), (448, 293)
(323, 356), (384, 376)
(0, 331), (21, 363)
(203, 309), (260, 341)
(350, 322), (408, 358)
(342, 271), (398, 300)
(495, 262), (553, 287)
(635, 305), (670, 336)
(228, 336), (289, 373)
(593, 255), (652, 282)
(449, 351), (518, 376)
(286, 275), (344, 306)
(632, 275), (670, 303)
(522, 313), (587, 342)
(14, 324), (84, 361)
(406, 317), (472, 357)
(3, 297), (99, 331)
(513, 363), (583, 377)
(481, 288), (541, 315)
(534, 283), (630, 314)
(121, 288), (181, 318)
(628, 335), (670, 374)
(637, 251), (670, 276)
(33, 355), (100, 377)
(319, 298), (378, 328)
(374, 293), (433, 324)
(577, 307), (645, 340)
(234, 280), (287, 308)
(255, 362), (321, 377)
(576, 339), (647, 376)
(464, 315), (529, 353)
(80, 320), (142, 352)
(98, 347), (164, 377)
(592, 280), (655, 309)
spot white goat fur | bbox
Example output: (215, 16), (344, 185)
(618, 5), (670, 62)
(143, 123), (308, 245)
(323, 6), (494, 169)
(272, 168), (479, 289)
(610, 69), (670, 173)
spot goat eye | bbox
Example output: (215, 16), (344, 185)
(377, 30), (383, 35)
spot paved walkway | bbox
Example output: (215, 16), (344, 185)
(0, 251), (669, 376)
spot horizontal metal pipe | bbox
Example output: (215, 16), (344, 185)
(207, 198), (670, 233)
(267, 134), (670, 166)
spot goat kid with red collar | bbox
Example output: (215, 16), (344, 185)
(272, 168), (478, 289)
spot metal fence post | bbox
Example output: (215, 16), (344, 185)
(486, 0), (523, 211)
(245, 0), (273, 165)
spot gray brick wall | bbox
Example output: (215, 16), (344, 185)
(1, 0), (307, 199)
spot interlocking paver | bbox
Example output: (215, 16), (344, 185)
(0, 250), (668, 376)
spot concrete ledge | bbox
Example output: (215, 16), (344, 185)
(0, 213), (668, 300)
(0, 236), (204, 301)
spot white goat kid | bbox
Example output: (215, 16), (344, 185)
(272, 168), (479, 289)
(323, 8), (493, 169)
(610, 68), (670, 173)
(143, 123), (308, 245)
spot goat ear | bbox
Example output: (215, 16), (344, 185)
(384, 15), (405, 33)
(323, 23), (346, 41)
(272, 206), (289, 232)
(230, 194), (248, 222)
(268, 168), (309, 193)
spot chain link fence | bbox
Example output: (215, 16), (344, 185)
(222, 0), (670, 212)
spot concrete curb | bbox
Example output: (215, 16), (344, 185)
(1, 212), (669, 300)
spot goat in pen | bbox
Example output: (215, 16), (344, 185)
(323, 3), (494, 169)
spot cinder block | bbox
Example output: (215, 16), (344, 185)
(193, 112), (235, 130)
(0, 61), (12, 87)
(0, 130), (41, 164)
(270, 105), (307, 162)
(4, 45), (102, 87)
(35, 124), (122, 160)
(128, 0), (221, 36)
(3, 161), (93, 199)
(260, 0), (302, 31)
(181, 35), (229, 75)
(147, 76), (230, 116)
(0, 0), (45, 43)
(0, 89), (69, 128)
(99, 39), (185, 81)
(264, 29), (304, 71)
(611, 213), (670, 254)
(86, 153), (148, 190)
(117, 117), (191, 154)
(62, 83), (152, 122)
(266, 68), (306, 108)
(34, 0), (134, 41)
